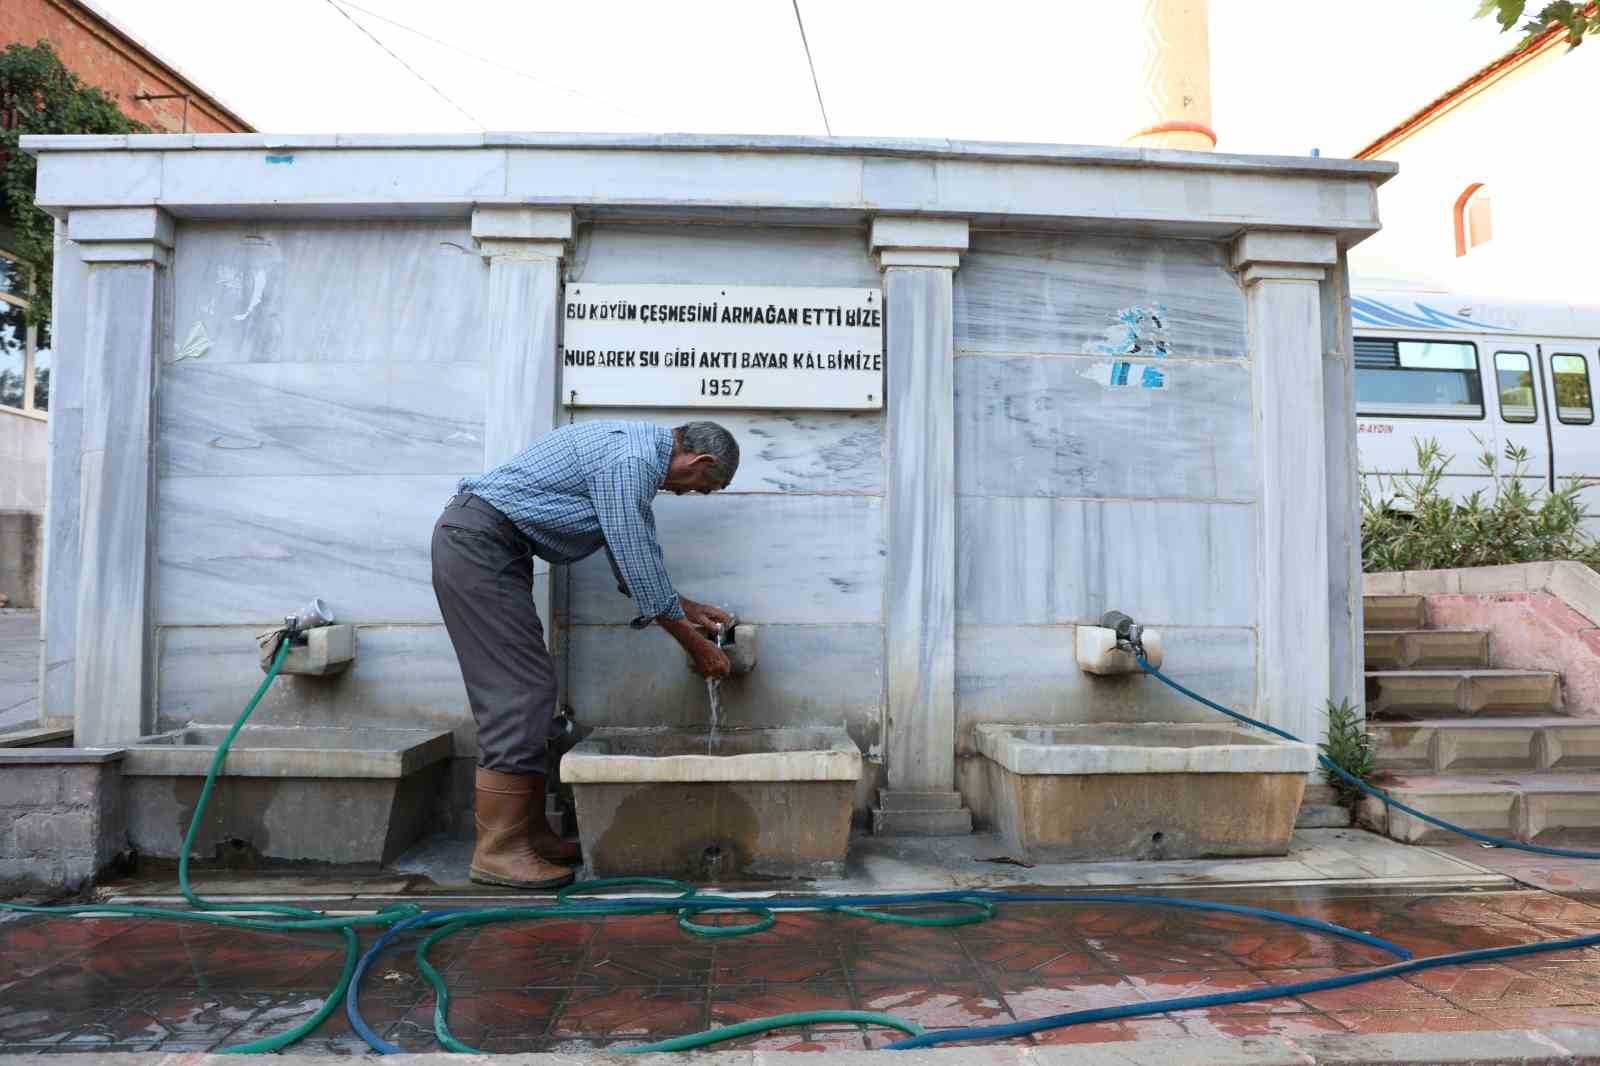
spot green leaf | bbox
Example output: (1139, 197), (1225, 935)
(1494, 0), (1529, 30)
(0, 41), (146, 332)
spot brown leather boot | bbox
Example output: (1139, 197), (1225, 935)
(527, 772), (583, 866)
(469, 768), (574, 889)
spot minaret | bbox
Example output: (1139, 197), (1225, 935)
(1124, 0), (1216, 151)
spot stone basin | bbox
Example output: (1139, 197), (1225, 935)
(121, 725), (454, 865)
(563, 726), (862, 881)
(975, 722), (1317, 862)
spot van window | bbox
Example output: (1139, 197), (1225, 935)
(1355, 338), (1482, 419)
(1552, 354), (1594, 425)
(1494, 351), (1537, 423)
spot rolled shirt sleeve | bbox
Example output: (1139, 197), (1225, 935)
(589, 459), (686, 628)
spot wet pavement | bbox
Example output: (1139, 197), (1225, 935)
(6, 885), (1600, 1054)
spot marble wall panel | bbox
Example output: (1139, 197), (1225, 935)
(934, 162), (1381, 234)
(565, 623), (882, 751)
(571, 409), (883, 495)
(954, 233), (1246, 359)
(156, 473), (464, 626)
(33, 150), (160, 208)
(505, 150), (863, 212)
(159, 148), (506, 206)
(74, 263), (164, 745)
(956, 497), (1256, 626)
(953, 355), (1254, 500)
(157, 623), (475, 749)
(567, 494), (883, 625)
(572, 223), (879, 287)
(882, 266), (958, 793)
(158, 361), (486, 477)
(954, 625), (1257, 748)
(170, 221), (488, 364)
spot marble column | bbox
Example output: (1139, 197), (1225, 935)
(1232, 231), (1339, 746)
(1321, 250), (1364, 719)
(69, 208), (174, 746)
(870, 217), (973, 835)
(471, 207), (574, 651)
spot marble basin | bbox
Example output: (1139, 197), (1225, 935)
(975, 722), (1316, 862)
(121, 725), (453, 865)
(564, 726), (862, 881)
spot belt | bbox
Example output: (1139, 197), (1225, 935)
(445, 493), (524, 538)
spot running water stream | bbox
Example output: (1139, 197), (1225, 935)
(705, 620), (726, 750)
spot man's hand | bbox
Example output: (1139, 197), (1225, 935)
(659, 615), (732, 678)
(687, 636), (731, 679)
(681, 598), (733, 630)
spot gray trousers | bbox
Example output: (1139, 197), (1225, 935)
(432, 493), (556, 776)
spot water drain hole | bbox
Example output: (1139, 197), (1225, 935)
(1151, 832), (1164, 845)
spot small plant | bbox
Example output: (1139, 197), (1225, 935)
(1362, 436), (1600, 574)
(1320, 699), (1374, 808)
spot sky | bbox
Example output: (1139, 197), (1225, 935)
(88, 0), (1518, 159)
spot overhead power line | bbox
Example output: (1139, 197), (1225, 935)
(329, 0), (650, 123)
(789, 0), (832, 136)
(322, 0), (484, 128)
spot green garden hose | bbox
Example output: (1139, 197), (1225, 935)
(0, 637), (419, 1054)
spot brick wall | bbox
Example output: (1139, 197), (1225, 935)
(1, 0), (250, 133)
(0, 751), (125, 896)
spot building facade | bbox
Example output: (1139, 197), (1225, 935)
(1349, 23), (1598, 299)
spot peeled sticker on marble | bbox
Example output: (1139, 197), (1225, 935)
(1078, 360), (1170, 389)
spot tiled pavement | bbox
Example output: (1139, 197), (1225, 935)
(6, 888), (1600, 1054)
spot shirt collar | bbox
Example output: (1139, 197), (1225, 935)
(653, 426), (674, 485)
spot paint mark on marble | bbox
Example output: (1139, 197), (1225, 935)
(167, 321), (211, 364)
(264, 154), (295, 164)
(1097, 304), (1171, 357)
(1078, 361), (1170, 390)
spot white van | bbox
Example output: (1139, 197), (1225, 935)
(1353, 286), (1600, 521)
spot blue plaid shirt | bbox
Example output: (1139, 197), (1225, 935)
(459, 421), (686, 627)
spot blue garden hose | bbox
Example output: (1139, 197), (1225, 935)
(886, 927), (1600, 1049)
(1138, 654), (1600, 860)
(880, 655), (1600, 1051)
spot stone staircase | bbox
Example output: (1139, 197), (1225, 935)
(1364, 593), (1600, 845)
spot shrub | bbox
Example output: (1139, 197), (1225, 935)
(1320, 699), (1374, 808)
(1361, 436), (1600, 573)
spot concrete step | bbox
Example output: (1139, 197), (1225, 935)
(1366, 669), (1563, 717)
(876, 789), (966, 811)
(871, 806), (974, 836)
(1360, 771), (1600, 845)
(1372, 717), (1600, 773)
(1363, 594), (1426, 630)
(1364, 629), (1490, 670)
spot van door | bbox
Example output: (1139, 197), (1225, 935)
(1542, 344), (1600, 523)
(1487, 346), (1552, 496)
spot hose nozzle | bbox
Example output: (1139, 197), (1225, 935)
(1100, 610), (1145, 657)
